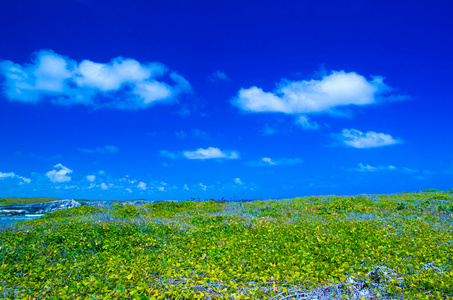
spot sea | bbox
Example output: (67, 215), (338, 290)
(0, 215), (43, 228)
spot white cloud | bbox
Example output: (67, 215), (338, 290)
(100, 183), (108, 190)
(248, 157), (303, 166)
(340, 128), (399, 148)
(355, 163), (397, 172)
(296, 116), (320, 130)
(0, 171), (31, 183)
(79, 145), (119, 154)
(233, 70), (399, 115)
(199, 183), (207, 191)
(175, 131), (188, 138)
(160, 150), (178, 159)
(175, 129), (208, 139)
(157, 186), (165, 192)
(75, 58), (160, 91)
(183, 147), (239, 160)
(46, 163), (72, 183)
(401, 167), (418, 173)
(125, 188), (133, 193)
(262, 124), (277, 135)
(137, 182), (147, 190)
(209, 70), (230, 82)
(86, 175), (96, 182)
(0, 50), (191, 109)
(183, 184), (189, 190)
(234, 178), (243, 185)
(191, 129), (208, 138)
(262, 157), (276, 165)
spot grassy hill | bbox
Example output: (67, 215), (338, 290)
(0, 197), (62, 205)
(1, 192), (452, 299)
(0, 197), (152, 206)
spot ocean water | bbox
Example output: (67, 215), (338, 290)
(0, 215), (43, 228)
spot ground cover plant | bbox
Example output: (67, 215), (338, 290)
(1, 192), (452, 299)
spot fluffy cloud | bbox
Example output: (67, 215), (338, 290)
(355, 163), (397, 172)
(46, 163), (72, 183)
(233, 70), (398, 115)
(247, 157), (303, 166)
(0, 50), (191, 109)
(175, 129), (208, 139)
(209, 70), (230, 82)
(262, 124), (277, 135)
(137, 182), (147, 190)
(79, 145), (119, 154)
(340, 129), (399, 148)
(0, 171), (31, 183)
(296, 116), (320, 130)
(160, 150), (178, 159)
(100, 183), (108, 190)
(86, 175), (96, 182)
(234, 178), (243, 185)
(183, 147), (239, 160)
(262, 157), (276, 165)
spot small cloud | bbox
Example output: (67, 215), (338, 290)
(100, 183), (108, 190)
(137, 182), (147, 190)
(401, 167), (418, 173)
(191, 129), (208, 138)
(296, 116), (320, 130)
(178, 104), (192, 116)
(160, 150), (178, 159)
(125, 188), (133, 193)
(262, 124), (278, 135)
(0, 171), (31, 183)
(157, 186), (165, 192)
(423, 170), (437, 176)
(338, 128), (400, 148)
(79, 145), (119, 154)
(354, 163), (397, 172)
(199, 183), (207, 191)
(175, 129), (208, 139)
(183, 184), (189, 190)
(209, 70), (230, 82)
(183, 147), (239, 160)
(234, 178), (243, 185)
(46, 163), (72, 183)
(262, 157), (276, 165)
(175, 131), (187, 138)
(86, 175), (96, 182)
(247, 157), (303, 166)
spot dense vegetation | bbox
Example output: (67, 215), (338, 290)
(1, 192), (453, 299)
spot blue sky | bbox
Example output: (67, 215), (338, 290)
(0, 0), (452, 200)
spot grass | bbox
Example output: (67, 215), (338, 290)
(0, 197), (62, 205)
(0, 197), (150, 206)
(1, 192), (453, 299)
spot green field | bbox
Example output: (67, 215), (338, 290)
(0, 197), (150, 206)
(1, 192), (453, 299)
(0, 197), (62, 206)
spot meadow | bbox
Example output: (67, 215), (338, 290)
(0, 197), (62, 206)
(1, 191), (452, 299)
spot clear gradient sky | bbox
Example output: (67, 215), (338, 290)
(0, 0), (452, 200)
